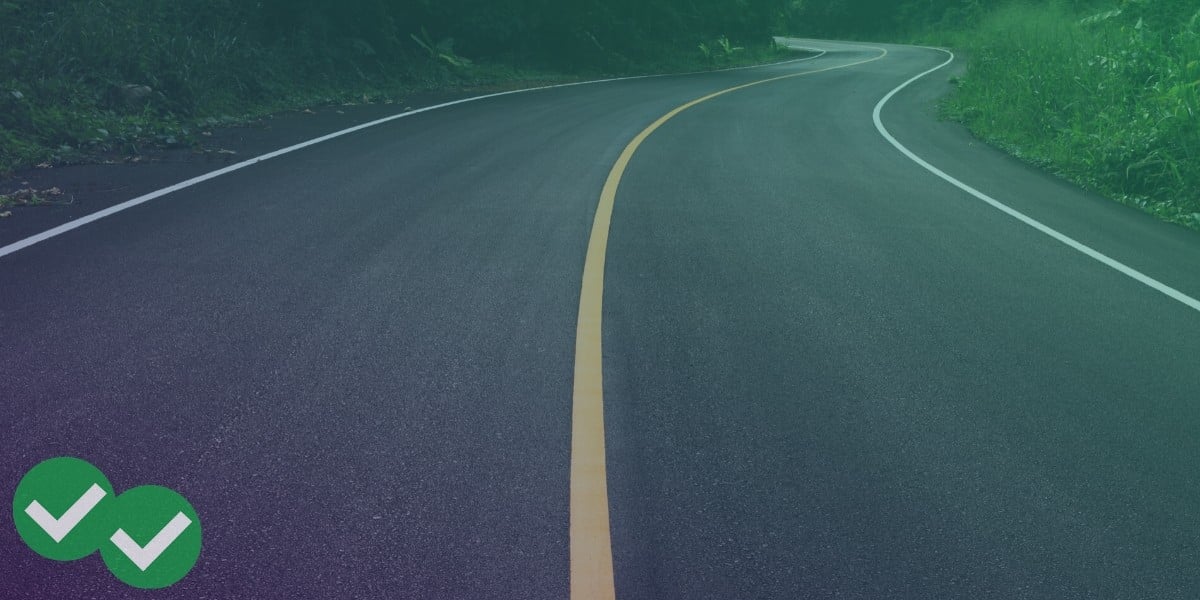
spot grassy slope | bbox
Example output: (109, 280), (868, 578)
(0, 1), (793, 177)
(934, 3), (1200, 231)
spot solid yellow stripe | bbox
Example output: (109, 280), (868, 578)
(570, 47), (888, 600)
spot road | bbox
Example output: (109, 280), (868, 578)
(2, 39), (1200, 599)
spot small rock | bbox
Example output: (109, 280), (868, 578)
(119, 83), (153, 104)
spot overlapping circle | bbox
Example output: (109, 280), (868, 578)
(12, 457), (202, 589)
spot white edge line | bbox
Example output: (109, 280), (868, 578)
(871, 46), (1200, 314)
(0, 47), (826, 261)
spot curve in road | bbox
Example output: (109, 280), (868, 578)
(2, 39), (1198, 600)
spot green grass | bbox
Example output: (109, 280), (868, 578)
(0, 0), (796, 176)
(0, 44), (795, 176)
(0, 1), (472, 173)
(934, 2), (1200, 231)
(0, 186), (67, 209)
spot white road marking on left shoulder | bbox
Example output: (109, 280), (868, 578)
(0, 51), (825, 261)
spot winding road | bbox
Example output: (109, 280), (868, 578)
(3, 39), (1200, 599)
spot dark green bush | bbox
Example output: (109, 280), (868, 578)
(0, 0), (797, 172)
(943, 2), (1200, 229)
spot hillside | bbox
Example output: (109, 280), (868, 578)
(0, 0), (796, 173)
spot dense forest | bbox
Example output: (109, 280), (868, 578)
(0, 0), (797, 117)
(0, 1), (1115, 165)
(1, 0), (1197, 229)
(0, 0), (1016, 120)
(0, 0), (798, 171)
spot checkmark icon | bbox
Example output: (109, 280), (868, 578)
(110, 512), (192, 571)
(14, 458), (202, 589)
(24, 483), (108, 543)
(100, 485), (202, 588)
(13, 457), (116, 561)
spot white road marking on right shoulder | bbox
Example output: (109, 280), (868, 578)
(872, 47), (1200, 314)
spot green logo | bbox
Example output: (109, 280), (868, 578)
(13, 457), (116, 561)
(100, 485), (202, 588)
(12, 457), (202, 589)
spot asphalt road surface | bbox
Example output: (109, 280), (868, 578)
(3, 39), (1200, 599)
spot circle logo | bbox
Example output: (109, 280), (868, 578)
(11, 457), (202, 588)
(12, 457), (116, 561)
(100, 485), (202, 589)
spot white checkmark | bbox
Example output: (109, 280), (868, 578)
(110, 512), (192, 571)
(24, 483), (107, 543)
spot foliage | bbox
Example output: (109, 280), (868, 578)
(789, 0), (1200, 231)
(941, 2), (1200, 230)
(786, 0), (1099, 38)
(410, 27), (472, 69)
(0, 0), (797, 172)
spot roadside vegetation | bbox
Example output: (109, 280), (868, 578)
(793, 0), (1200, 232)
(942, 1), (1200, 231)
(6, 2), (1194, 233)
(0, 0), (800, 175)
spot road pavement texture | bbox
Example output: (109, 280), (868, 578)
(3, 39), (1200, 599)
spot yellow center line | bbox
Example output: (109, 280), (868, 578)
(570, 46), (889, 600)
